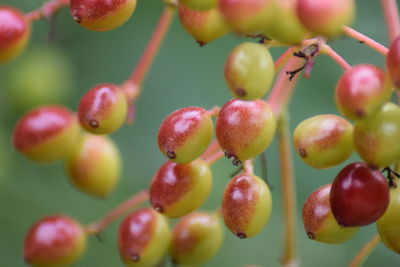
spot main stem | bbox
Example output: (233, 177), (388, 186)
(349, 235), (381, 267)
(381, 0), (400, 44)
(342, 26), (388, 55)
(278, 111), (298, 267)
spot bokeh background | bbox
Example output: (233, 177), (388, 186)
(0, 0), (398, 266)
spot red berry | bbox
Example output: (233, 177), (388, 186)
(0, 6), (30, 63)
(13, 105), (80, 163)
(70, 0), (136, 31)
(335, 64), (392, 120)
(330, 162), (390, 227)
(23, 215), (87, 266)
(78, 83), (128, 135)
(387, 35), (400, 89)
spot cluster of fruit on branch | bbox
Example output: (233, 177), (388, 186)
(1, 0), (400, 266)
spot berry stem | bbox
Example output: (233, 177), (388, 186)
(85, 190), (149, 234)
(274, 47), (298, 73)
(25, 0), (70, 22)
(204, 149), (225, 165)
(243, 160), (254, 175)
(122, 6), (176, 100)
(202, 140), (222, 160)
(342, 26), (389, 55)
(349, 234), (381, 267)
(277, 111), (299, 267)
(320, 44), (351, 71)
(381, 0), (400, 44)
(207, 106), (221, 117)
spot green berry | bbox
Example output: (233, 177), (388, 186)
(180, 0), (216, 11)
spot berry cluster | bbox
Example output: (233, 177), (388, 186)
(2, 0), (400, 266)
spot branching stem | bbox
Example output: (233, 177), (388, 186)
(342, 26), (388, 55)
(25, 0), (70, 22)
(321, 44), (352, 71)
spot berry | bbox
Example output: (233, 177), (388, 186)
(296, 0), (355, 37)
(170, 212), (223, 266)
(386, 35), (400, 89)
(65, 134), (121, 198)
(118, 208), (171, 267)
(0, 6), (30, 63)
(78, 83), (128, 135)
(218, 0), (275, 34)
(224, 42), (275, 100)
(178, 4), (229, 46)
(335, 64), (392, 120)
(293, 114), (353, 169)
(157, 107), (213, 164)
(376, 181), (400, 254)
(23, 215), (87, 267)
(70, 0), (136, 31)
(13, 105), (80, 163)
(222, 174), (272, 238)
(149, 159), (212, 218)
(180, 0), (217, 11)
(330, 162), (390, 227)
(353, 102), (400, 168)
(263, 0), (309, 45)
(302, 184), (359, 244)
(216, 99), (276, 165)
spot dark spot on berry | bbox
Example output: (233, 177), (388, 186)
(306, 231), (315, 240)
(299, 148), (307, 158)
(368, 164), (379, 170)
(224, 150), (242, 166)
(197, 41), (206, 47)
(355, 109), (365, 118)
(232, 158), (242, 166)
(130, 253), (140, 262)
(235, 88), (247, 97)
(167, 151), (176, 159)
(72, 13), (81, 24)
(237, 232), (247, 239)
(89, 119), (99, 128)
(154, 204), (164, 213)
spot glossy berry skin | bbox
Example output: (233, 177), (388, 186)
(158, 107), (213, 164)
(303, 184), (359, 244)
(293, 114), (353, 169)
(0, 6), (30, 63)
(216, 99), (276, 165)
(78, 83), (128, 135)
(354, 103), (400, 168)
(70, 0), (136, 31)
(178, 4), (229, 46)
(330, 162), (389, 227)
(376, 182), (400, 254)
(118, 208), (171, 267)
(65, 134), (121, 198)
(335, 64), (392, 120)
(218, 0), (275, 34)
(225, 42), (275, 100)
(24, 215), (87, 267)
(222, 174), (272, 238)
(387, 35), (400, 89)
(13, 105), (80, 163)
(296, 0), (355, 37)
(150, 159), (212, 218)
(170, 212), (223, 266)
(263, 0), (308, 45)
(180, 0), (216, 11)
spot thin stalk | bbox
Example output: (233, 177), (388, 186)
(381, 0), (400, 44)
(25, 0), (69, 22)
(274, 47), (298, 73)
(342, 26), (388, 55)
(348, 235), (381, 267)
(321, 44), (352, 71)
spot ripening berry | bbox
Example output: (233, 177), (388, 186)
(13, 105), (80, 163)
(78, 83), (128, 135)
(293, 114), (354, 169)
(23, 215), (87, 267)
(65, 134), (121, 198)
(170, 212), (223, 266)
(218, 0), (275, 34)
(386, 35), (400, 89)
(180, 0), (216, 11)
(296, 0), (355, 37)
(354, 103), (400, 169)
(0, 6), (30, 63)
(150, 159), (212, 218)
(158, 107), (213, 164)
(376, 181), (400, 254)
(335, 64), (392, 120)
(330, 162), (390, 227)
(224, 42), (274, 100)
(118, 208), (171, 267)
(302, 184), (359, 244)
(263, 0), (309, 45)
(216, 99), (276, 165)
(178, 4), (229, 46)
(70, 0), (136, 31)
(222, 174), (272, 238)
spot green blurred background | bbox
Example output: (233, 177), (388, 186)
(0, 0), (398, 266)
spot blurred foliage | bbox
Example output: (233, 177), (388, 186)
(0, 0), (398, 266)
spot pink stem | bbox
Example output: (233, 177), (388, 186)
(381, 0), (400, 44)
(25, 0), (70, 22)
(321, 45), (351, 71)
(342, 26), (388, 55)
(274, 47), (297, 72)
